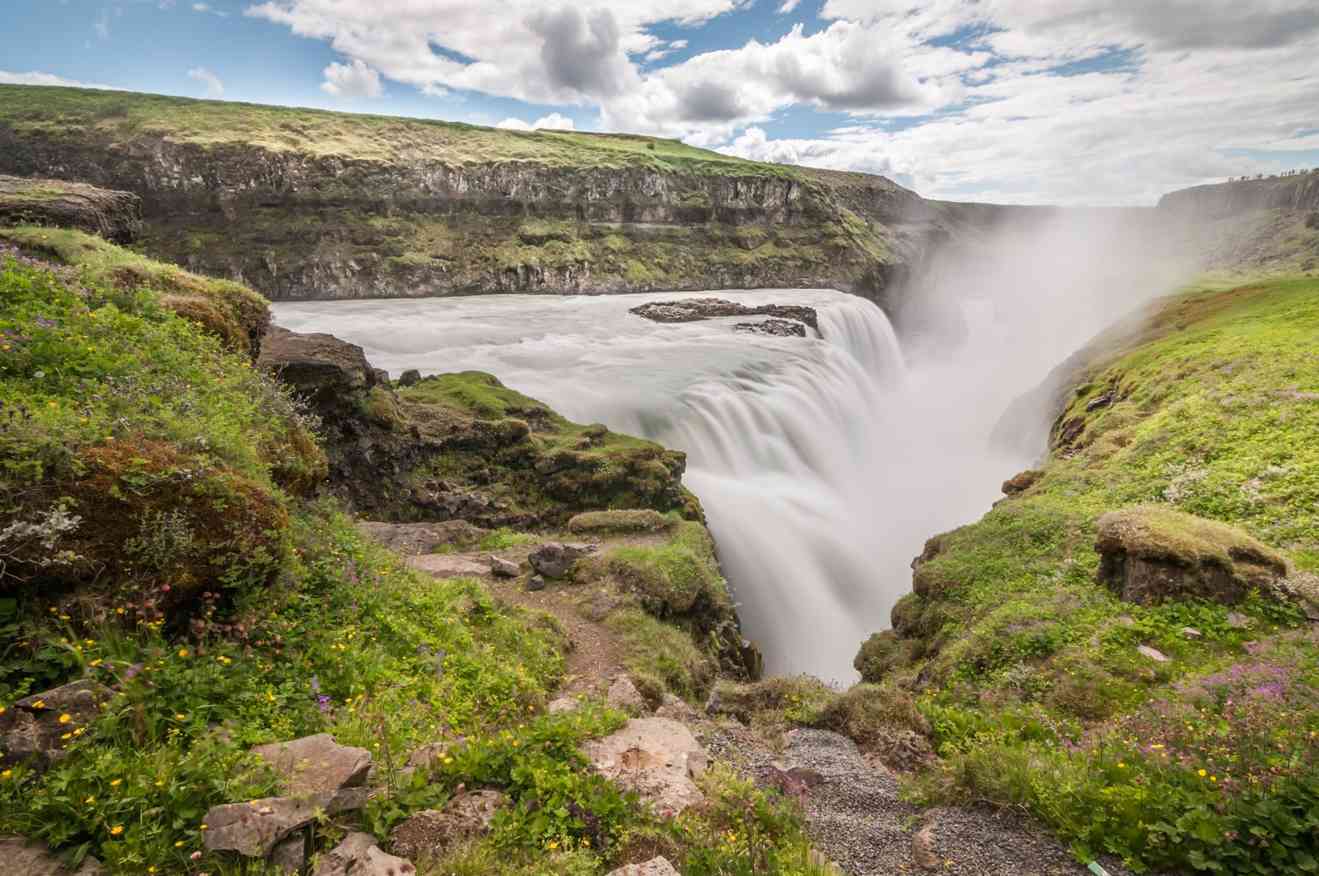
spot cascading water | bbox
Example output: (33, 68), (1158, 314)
(274, 289), (1025, 683)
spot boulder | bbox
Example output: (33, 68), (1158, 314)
(1, 680), (112, 769)
(1137, 645), (1169, 663)
(1001, 469), (1042, 495)
(654, 693), (698, 722)
(582, 718), (708, 816)
(202, 788), (368, 858)
(0, 835), (104, 875)
(0, 174), (142, 244)
(629, 298), (819, 331)
(398, 369), (423, 387)
(489, 556), (520, 578)
(607, 676), (648, 715)
(1096, 507), (1289, 605)
(526, 575), (546, 592)
(407, 554), (491, 578)
(606, 857), (681, 876)
(548, 696), (580, 715)
(269, 833), (307, 874)
(732, 318), (807, 338)
(388, 790), (506, 860)
(313, 832), (415, 876)
(251, 734), (372, 797)
(528, 542), (598, 579)
(912, 823), (940, 870)
(258, 326), (381, 408)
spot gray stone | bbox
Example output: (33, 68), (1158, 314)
(0, 835), (103, 875)
(389, 790), (506, 860)
(528, 542), (597, 579)
(408, 554), (491, 578)
(203, 788), (369, 858)
(547, 696), (580, 714)
(251, 734), (371, 797)
(655, 693), (698, 722)
(1137, 645), (1169, 663)
(1227, 611), (1252, 629)
(607, 676), (648, 715)
(606, 857), (680, 876)
(526, 574), (546, 592)
(912, 823), (940, 870)
(1, 680), (112, 770)
(269, 833), (307, 874)
(583, 718), (708, 817)
(489, 555), (519, 578)
(1182, 626), (1203, 639)
(398, 369), (422, 387)
(313, 832), (415, 876)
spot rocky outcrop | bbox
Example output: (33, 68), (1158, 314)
(314, 832), (415, 876)
(1095, 506), (1290, 605)
(630, 298), (818, 331)
(203, 788), (370, 858)
(1158, 171), (1319, 219)
(0, 835), (103, 875)
(734, 318), (807, 337)
(528, 541), (599, 579)
(388, 790), (505, 860)
(0, 174), (141, 243)
(251, 734), (372, 797)
(607, 858), (681, 876)
(582, 717), (709, 817)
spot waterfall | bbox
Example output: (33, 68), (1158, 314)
(272, 289), (1027, 684)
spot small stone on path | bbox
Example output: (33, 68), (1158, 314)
(1137, 644), (1169, 662)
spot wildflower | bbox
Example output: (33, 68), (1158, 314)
(110, 778), (121, 787)
(109, 825), (124, 836)
(191, 851), (202, 861)
(31, 700), (45, 709)
(177, 648), (190, 658)
(547, 840), (559, 850)
(58, 713), (72, 724)
(61, 732), (73, 741)
(1198, 769), (1207, 777)
(85, 796), (95, 804)
(1, 770), (12, 780)
(84, 639), (95, 647)
(115, 608), (125, 615)
(200, 823), (208, 831)
(175, 713), (187, 721)
(175, 841), (184, 848)
(1117, 762), (1125, 769)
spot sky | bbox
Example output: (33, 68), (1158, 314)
(3, 0), (1318, 205)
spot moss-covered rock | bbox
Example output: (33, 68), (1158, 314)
(1096, 505), (1289, 605)
(566, 509), (674, 535)
(0, 174), (141, 244)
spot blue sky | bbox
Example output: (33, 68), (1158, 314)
(4, 0), (1318, 205)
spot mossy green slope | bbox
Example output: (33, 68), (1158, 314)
(859, 276), (1319, 873)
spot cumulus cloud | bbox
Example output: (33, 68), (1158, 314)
(495, 112), (576, 131)
(187, 66), (225, 98)
(527, 7), (634, 99)
(0, 70), (123, 90)
(321, 58), (383, 98)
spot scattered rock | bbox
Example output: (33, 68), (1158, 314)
(607, 676), (648, 715)
(0, 835), (104, 875)
(733, 318), (807, 338)
(398, 369), (422, 387)
(269, 833), (307, 874)
(528, 541), (598, 579)
(606, 857), (680, 876)
(1001, 469), (1042, 495)
(203, 788), (369, 858)
(1, 679), (112, 769)
(407, 554), (491, 578)
(1096, 506), (1289, 605)
(313, 832), (415, 876)
(526, 574), (546, 592)
(1182, 626), (1203, 639)
(489, 555), (519, 578)
(1137, 645), (1169, 663)
(582, 718), (708, 816)
(251, 734), (371, 797)
(912, 823), (940, 870)
(548, 695), (580, 715)
(630, 298), (818, 332)
(258, 326), (382, 408)
(1227, 611), (1252, 629)
(389, 790), (506, 860)
(758, 764), (822, 804)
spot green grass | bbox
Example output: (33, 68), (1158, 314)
(866, 275), (1319, 873)
(0, 85), (797, 177)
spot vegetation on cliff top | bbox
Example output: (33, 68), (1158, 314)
(0, 84), (796, 177)
(857, 275), (1319, 873)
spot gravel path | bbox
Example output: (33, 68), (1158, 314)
(707, 725), (1135, 876)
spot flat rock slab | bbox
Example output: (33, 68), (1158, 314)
(0, 835), (103, 875)
(389, 790), (506, 860)
(408, 554), (491, 578)
(203, 788), (368, 858)
(314, 832), (415, 876)
(357, 520), (489, 556)
(607, 856), (680, 876)
(252, 734), (372, 797)
(607, 676), (648, 715)
(582, 718), (708, 817)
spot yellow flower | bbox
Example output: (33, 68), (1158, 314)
(59, 713), (73, 724)
(175, 713), (187, 721)
(546, 840), (559, 850)
(84, 639), (95, 647)
(1, 770), (12, 780)
(61, 732), (73, 741)
(1198, 769), (1207, 777)
(109, 826), (124, 836)
(200, 823), (208, 831)
(110, 778), (122, 787)
(85, 796), (95, 804)
(1117, 762), (1126, 769)
(0, 706), (5, 715)
(177, 649), (190, 658)
(31, 700), (46, 709)
(1210, 776), (1217, 782)
(175, 841), (184, 848)
(115, 608), (125, 615)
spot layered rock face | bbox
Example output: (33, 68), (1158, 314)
(0, 174), (141, 243)
(1158, 171), (1319, 218)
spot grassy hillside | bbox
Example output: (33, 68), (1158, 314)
(857, 275), (1319, 873)
(0, 233), (828, 874)
(0, 85), (794, 177)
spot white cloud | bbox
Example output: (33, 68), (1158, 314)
(193, 2), (229, 15)
(496, 112), (576, 131)
(321, 58), (384, 98)
(187, 66), (225, 98)
(778, 0), (801, 12)
(0, 70), (123, 91)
